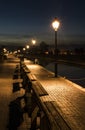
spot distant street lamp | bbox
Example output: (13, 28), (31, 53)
(23, 48), (26, 51)
(3, 48), (7, 53)
(32, 39), (36, 45)
(26, 45), (30, 49)
(18, 50), (20, 53)
(52, 18), (60, 77)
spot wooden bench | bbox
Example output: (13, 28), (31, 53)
(27, 73), (36, 81)
(23, 66), (30, 73)
(32, 81), (48, 96)
(13, 73), (21, 79)
(43, 101), (71, 130)
(12, 82), (21, 92)
(13, 65), (21, 79)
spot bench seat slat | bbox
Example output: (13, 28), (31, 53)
(32, 81), (48, 96)
(44, 101), (70, 130)
(28, 74), (36, 81)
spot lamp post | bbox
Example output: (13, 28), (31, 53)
(52, 18), (60, 77)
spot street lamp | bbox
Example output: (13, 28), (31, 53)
(52, 18), (60, 77)
(23, 48), (26, 51)
(32, 39), (36, 45)
(26, 45), (30, 49)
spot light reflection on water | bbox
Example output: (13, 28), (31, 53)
(45, 63), (85, 88)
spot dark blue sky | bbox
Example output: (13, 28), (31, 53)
(0, 0), (85, 47)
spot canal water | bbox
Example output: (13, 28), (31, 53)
(45, 63), (85, 88)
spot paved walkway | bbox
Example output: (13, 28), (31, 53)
(1, 56), (85, 130)
(24, 59), (85, 130)
(0, 55), (25, 130)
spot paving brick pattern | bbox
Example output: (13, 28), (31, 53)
(24, 60), (85, 130)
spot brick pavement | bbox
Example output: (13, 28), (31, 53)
(24, 59), (85, 130)
(1, 57), (84, 130)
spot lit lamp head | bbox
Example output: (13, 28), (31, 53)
(26, 45), (30, 49)
(23, 48), (26, 51)
(3, 48), (7, 52)
(32, 39), (36, 45)
(18, 50), (20, 52)
(52, 18), (60, 31)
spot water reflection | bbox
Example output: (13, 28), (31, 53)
(46, 63), (85, 88)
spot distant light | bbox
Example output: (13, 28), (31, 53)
(26, 45), (30, 49)
(23, 48), (26, 51)
(13, 51), (17, 54)
(18, 50), (20, 52)
(3, 48), (7, 52)
(10, 52), (13, 54)
(45, 51), (49, 54)
(32, 39), (36, 45)
(52, 18), (60, 31)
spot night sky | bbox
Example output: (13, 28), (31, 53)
(0, 0), (85, 47)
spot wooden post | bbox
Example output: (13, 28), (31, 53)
(31, 106), (39, 130)
(40, 111), (50, 130)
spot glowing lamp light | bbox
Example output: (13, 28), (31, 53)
(26, 45), (30, 49)
(18, 50), (20, 52)
(3, 48), (7, 52)
(52, 19), (60, 31)
(32, 39), (36, 45)
(23, 48), (26, 51)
